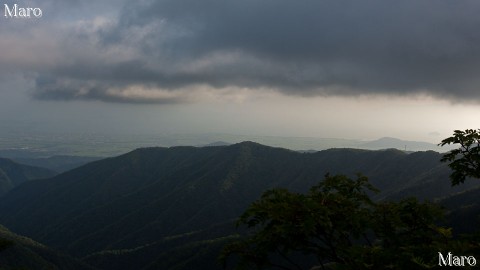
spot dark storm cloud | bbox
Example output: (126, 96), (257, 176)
(33, 75), (186, 104)
(22, 0), (480, 102)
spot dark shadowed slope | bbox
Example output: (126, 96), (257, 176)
(0, 224), (97, 270)
(0, 142), (475, 269)
(0, 158), (56, 196)
(437, 186), (480, 234)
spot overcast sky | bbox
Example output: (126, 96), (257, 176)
(1, 0), (480, 142)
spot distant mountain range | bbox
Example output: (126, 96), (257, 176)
(0, 158), (56, 196)
(200, 136), (449, 152)
(0, 142), (476, 269)
(200, 137), (443, 152)
(359, 137), (444, 151)
(0, 133), (451, 160)
(12, 155), (102, 173)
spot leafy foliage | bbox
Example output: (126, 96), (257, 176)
(221, 175), (471, 270)
(439, 129), (480, 185)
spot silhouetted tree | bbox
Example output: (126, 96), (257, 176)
(220, 174), (464, 270)
(439, 129), (480, 185)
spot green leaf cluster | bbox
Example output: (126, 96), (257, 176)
(221, 175), (476, 270)
(439, 129), (480, 185)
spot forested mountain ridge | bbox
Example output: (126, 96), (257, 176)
(0, 157), (56, 196)
(0, 142), (476, 269)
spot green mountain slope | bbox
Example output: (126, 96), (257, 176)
(437, 186), (480, 234)
(83, 222), (237, 270)
(0, 158), (56, 196)
(0, 142), (474, 269)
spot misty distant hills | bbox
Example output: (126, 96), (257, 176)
(12, 155), (102, 173)
(198, 136), (448, 152)
(0, 142), (475, 269)
(360, 137), (442, 152)
(268, 137), (444, 152)
(0, 158), (56, 196)
(0, 133), (450, 160)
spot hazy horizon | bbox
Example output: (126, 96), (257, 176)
(1, 1), (480, 144)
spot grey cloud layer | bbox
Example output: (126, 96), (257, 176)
(10, 0), (480, 103)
